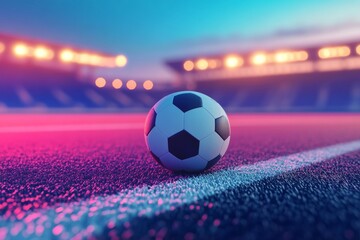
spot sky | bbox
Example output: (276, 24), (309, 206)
(0, 0), (360, 81)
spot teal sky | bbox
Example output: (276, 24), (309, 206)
(0, 0), (359, 80)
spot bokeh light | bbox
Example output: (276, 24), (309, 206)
(126, 80), (137, 90)
(13, 43), (30, 57)
(224, 55), (243, 68)
(60, 49), (75, 62)
(183, 60), (194, 71)
(77, 53), (92, 64)
(318, 46), (351, 59)
(89, 55), (102, 65)
(34, 46), (54, 60)
(208, 59), (220, 69)
(115, 55), (127, 67)
(274, 51), (308, 63)
(95, 77), (106, 88)
(143, 80), (154, 90)
(112, 79), (123, 89)
(196, 59), (208, 70)
(356, 45), (360, 55)
(251, 53), (267, 65)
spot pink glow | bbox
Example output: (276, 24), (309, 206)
(52, 225), (64, 236)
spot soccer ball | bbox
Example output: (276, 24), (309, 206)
(144, 91), (230, 172)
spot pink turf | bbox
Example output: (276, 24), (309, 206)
(0, 114), (360, 217)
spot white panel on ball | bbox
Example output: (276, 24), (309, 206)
(199, 132), (224, 160)
(156, 105), (185, 136)
(184, 108), (214, 140)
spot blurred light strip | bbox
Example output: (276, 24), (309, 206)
(250, 50), (308, 65)
(193, 57), (360, 80)
(7, 40), (126, 68)
(274, 50), (308, 63)
(59, 49), (126, 68)
(318, 46), (351, 59)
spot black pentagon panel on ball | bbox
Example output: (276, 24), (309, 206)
(168, 130), (200, 160)
(173, 93), (202, 112)
(145, 108), (157, 136)
(215, 116), (230, 140)
(205, 154), (221, 170)
(150, 151), (164, 167)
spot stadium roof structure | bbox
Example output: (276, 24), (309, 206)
(166, 41), (360, 82)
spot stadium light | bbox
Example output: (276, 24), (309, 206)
(126, 80), (137, 90)
(318, 46), (351, 59)
(208, 59), (220, 69)
(115, 55), (127, 67)
(195, 59), (209, 70)
(95, 77), (106, 88)
(60, 49), (76, 62)
(34, 46), (54, 60)
(112, 79), (123, 89)
(0, 42), (5, 54)
(224, 55), (243, 68)
(357, 45), (360, 55)
(13, 43), (30, 57)
(89, 55), (102, 65)
(77, 53), (91, 64)
(250, 53), (267, 65)
(183, 60), (194, 71)
(143, 80), (154, 90)
(274, 50), (308, 63)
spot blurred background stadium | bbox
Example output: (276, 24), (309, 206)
(0, 0), (360, 113)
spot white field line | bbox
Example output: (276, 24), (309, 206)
(1, 140), (360, 239)
(0, 118), (353, 133)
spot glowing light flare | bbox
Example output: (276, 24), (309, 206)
(195, 59), (208, 70)
(251, 53), (267, 65)
(115, 55), (127, 67)
(0, 42), (5, 54)
(95, 77), (106, 88)
(13, 43), (30, 57)
(126, 80), (137, 90)
(34, 46), (54, 60)
(274, 51), (308, 63)
(89, 55), (102, 65)
(60, 49), (75, 62)
(356, 45), (360, 55)
(318, 46), (351, 59)
(224, 55), (243, 68)
(183, 60), (194, 71)
(112, 79), (123, 89)
(208, 59), (220, 69)
(77, 53), (91, 64)
(143, 80), (154, 90)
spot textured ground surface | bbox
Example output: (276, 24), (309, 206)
(0, 114), (360, 240)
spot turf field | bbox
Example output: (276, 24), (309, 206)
(0, 114), (360, 240)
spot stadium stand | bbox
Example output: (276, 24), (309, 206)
(0, 33), (359, 112)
